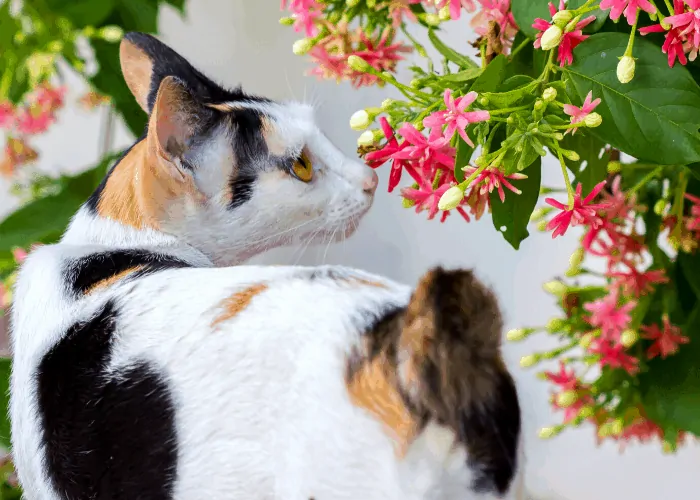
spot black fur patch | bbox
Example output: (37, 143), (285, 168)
(37, 300), (178, 499)
(460, 371), (521, 495)
(123, 32), (270, 113)
(65, 249), (191, 295)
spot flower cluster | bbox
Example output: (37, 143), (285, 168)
(285, 0), (700, 450)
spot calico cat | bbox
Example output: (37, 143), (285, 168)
(9, 32), (523, 500)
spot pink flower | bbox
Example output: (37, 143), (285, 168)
(0, 102), (14, 129)
(393, 123), (456, 168)
(11, 248), (28, 264)
(600, 0), (656, 26)
(282, 0), (324, 37)
(544, 362), (592, 423)
(601, 176), (637, 221)
(642, 316), (690, 360)
(364, 117), (418, 192)
(423, 90), (490, 146)
(607, 267), (668, 297)
(15, 104), (54, 135)
(640, 1), (691, 66)
(583, 289), (635, 341)
(533, 2), (595, 66)
(34, 84), (66, 112)
(665, 0), (700, 62)
(465, 186), (490, 220)
(387, 0), (419, 27)
(462, 165), (526, 202)
(588, 339), (639, 374)
(472, 1), (518, 50)
(436, 0), (476, 20)
(563, 91), (601, 134)
(545, 181), (610, 238)
(402, 182), (453, 221)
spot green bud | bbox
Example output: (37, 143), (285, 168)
(530, 207), (549, 222)
(552, 10), (573, 28)
(47, 40), (64, 53)
(578, 406), (594, 419)
(654, 199), (667, 215)
(540, 25), (563, 50)
(347, 55), (370, 72)
(534, 99), (545, 111)
(402, 196), (416, 208)
(350, 110), (371, 131)
(381, 98), (396, 110)
(569, 248), (585, 269)
(520, 354), (541, 368)
(357, 130), (376, 147)
(554, 132), (564, 140)
(543, 87), (557, 102)
(410, 78), (423, 89)
(506, 328), (534, 342)
(438, 6), (451, 21)
(536, 219), (548, 232)
(543, 280), (567, 297)
(579, 332), (598, 348)
(617, 55), (636, 84)
(346, 0), (361, 6)
(562, 149), (580, 161)
(607, 161), (622, 174)
(293, 38), (315, 56)
(546, 317), (566, 333)
(279, 16), (295, 26)
(438, 186), (465, 211)
(539, 425), (563, 439)
(584, 112), (602, 128)
(82, 26), (96, 37)
(621, 329), (639, 347)
(555, 390), (578, 408)
(479, 96), (489, 106)
(425, 13), (441, 26)
(98, 26), (124, 42)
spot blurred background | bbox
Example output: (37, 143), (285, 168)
(0, 1), (698, 499)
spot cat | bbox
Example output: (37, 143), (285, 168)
(9, 32), (524, 500)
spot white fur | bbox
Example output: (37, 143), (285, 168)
(10, 98), (523, 499)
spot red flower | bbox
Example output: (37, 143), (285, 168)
(545, 181), (610, 238)
(607, 267), (668, 297)
(0, 102), (14, 129)
(588, 339), (639, 374)
(462, 165), (526, 202)
(600, 0), (656, 26)
(364, 117), (417, 192)
(392, 123), (455, 168)
(532, 1), (595, 66)
(642, 316), (689, 360)
(584, 289), (635, 342)
(639, 1), (690, 67)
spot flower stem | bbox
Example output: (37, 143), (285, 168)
(489, 105), (529, 115)
(671, 170), (688, 241)
(400, 25), (429, 59)
(662, 0), (675, 15)
(627, 165), (663, 195)
(509, 36), (531, 61)
(558, 151), (575, 208)
(624, 10), (639, 57)
(539, 50), (556, 83)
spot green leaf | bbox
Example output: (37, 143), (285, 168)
(481, 79), (536, 108)
(428, 28), (478, 69)
(565, 33), (700, 165)
(640, 305), (700, 437)
(471, 54), (508, 93)
(561, 132), (609, 193)
(490, 158), (541, 249)
(44, 0), (115, 27)
(454, 132), (475, 182)
(679, 251), (700, 299)
(510, 0), (550, 38)
(163, 0), (187, 13)
(442, 67), (482, 83)
(0, 358), (9, 449)
(0, 159), (112, 258)
(568, 0), (607, 33)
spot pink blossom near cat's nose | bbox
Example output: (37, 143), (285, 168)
(363, 170), (379, 194)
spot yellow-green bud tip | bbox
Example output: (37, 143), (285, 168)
(546, 317), (566, 333)
(542, 87), (557, 102)
(584, 112), (602, 128)
(542, 280), (567, 296)
(357, 130), (376, 147)
(552, 10), (573, 27)
(620, 329), (639, 347)
(506, 328), (531, 342)
(538, 426), (560, 439)
(438, 186), (465, 211)
(555, 390), (578, 408)
(293, 38), (314, 56)
(520, 354), (540, 368)
(98, 26), (124, 43)
(350, 110), (371, 131)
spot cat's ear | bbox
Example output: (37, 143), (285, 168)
(147, 76), (217, 177)
(120, 32), (219, 114)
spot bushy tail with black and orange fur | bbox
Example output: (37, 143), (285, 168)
(347, 268), (521, 497)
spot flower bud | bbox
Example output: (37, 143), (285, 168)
(538, 425), (562, 439)
(347, 55), (370, 72)
(607, 161), (621, 174)
(569, 248), (585, 269)
(346, 0), (361, 6)
(479, 96), (489, 106)
(438, 186), (465, 211)
(293, 38), (314, 56)
(357, 130), (376, 147)
(279, 16), (295, 26)
(555, 390), (578, 408)
(534, 99), (545, 111)
(579, 332), (597, 348)
(98, 26), (124, 42)
(82, 26), (96, 37)
(662, 440), (677, 454)
(552, 10), (573, 28)
(530, 207), (549, 222)
(554, 132), (564, 140)
(536, 219), (548, 232)
(366, 0), (376, 7)
(617, 55), (636, 84)
(520, 354), (540, 368)
(561, 149), (580, 161)
(543, 280), (567, 297)
(620, 329), (639, 347)
(425, 13), (441, 26)
(540, 25), (563, 51)
(578, 406), (594, 419)
(381, 98), (396, 110)
(350, 110), (371, 131)
(543, 87), (557, 102)
(546, 317), (566, 333)
(410, 78), (423, 89)
(506, 328), (534, 342)
(402, 195), (417, 208)
(438, 6), (451, 21)
(653, 199), (667, 215)
(584, 112), (602, 128)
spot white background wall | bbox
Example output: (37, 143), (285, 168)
(1, 1), (698, 498)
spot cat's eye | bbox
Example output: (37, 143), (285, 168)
(291, 151), (313, 183)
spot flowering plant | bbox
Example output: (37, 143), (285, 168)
(283, 0), (700, 450)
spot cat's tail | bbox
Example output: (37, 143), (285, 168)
(398, 267), (521, 495)
(347, 267), (521, 496)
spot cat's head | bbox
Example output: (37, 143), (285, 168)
(86, 32), (377, 264)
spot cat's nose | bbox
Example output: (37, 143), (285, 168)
(363, 170), (379, 194)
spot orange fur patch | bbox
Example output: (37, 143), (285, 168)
(347, 356), (417, 457)
(211, 283), (268, 327)
(83, 266), (145, 295)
